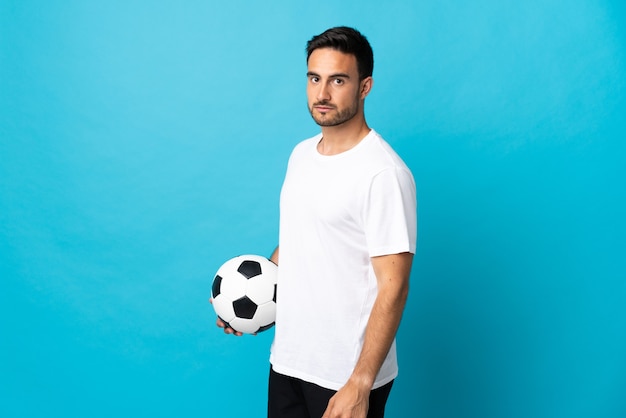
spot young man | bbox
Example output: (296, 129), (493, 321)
(218, 27), (417, 418)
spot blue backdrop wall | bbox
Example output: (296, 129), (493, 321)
(1, 1), (625, 417)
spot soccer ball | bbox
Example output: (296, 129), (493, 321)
(211, 254), (278, 334)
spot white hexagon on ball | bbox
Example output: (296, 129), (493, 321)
(247, 273), (277, 305)
(212, 295), (236, 323)
(254, 302), (276, 330)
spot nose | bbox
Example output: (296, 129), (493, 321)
(316, 82), (330, 102)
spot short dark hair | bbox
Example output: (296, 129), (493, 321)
(306, 26), (374, 80)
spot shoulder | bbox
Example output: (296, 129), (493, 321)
(292, 133), (321, 154)
(363, 130), (413, 176)
(285, 133), (320, 165)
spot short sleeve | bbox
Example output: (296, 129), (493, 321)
(363, 167), (417, 257)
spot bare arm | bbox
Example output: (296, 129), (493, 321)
(270, 246), (279, 265)
(322, 252), (413, 418)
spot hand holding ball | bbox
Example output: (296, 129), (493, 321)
(211, 255), (277, 334)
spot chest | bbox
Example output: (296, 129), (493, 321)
(280, 158), (369, 228)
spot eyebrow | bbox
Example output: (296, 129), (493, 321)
(307, 71), (351, 79)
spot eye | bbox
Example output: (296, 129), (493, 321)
(309, 76), (320, 84)
(333, 78), (345, 85)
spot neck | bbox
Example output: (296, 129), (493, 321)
(318, 114), (370, 156)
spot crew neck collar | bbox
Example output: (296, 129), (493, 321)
(314, 129), (374, 158)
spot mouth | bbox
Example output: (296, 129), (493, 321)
(313, 104), (335, 113)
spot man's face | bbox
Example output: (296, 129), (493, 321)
(306, 48), (368, 127)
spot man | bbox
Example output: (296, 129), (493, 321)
(218, 26), (417, 418)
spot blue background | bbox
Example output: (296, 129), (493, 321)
(1, 1), (625, 417)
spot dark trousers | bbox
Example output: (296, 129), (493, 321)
(268, 367), (394, 418)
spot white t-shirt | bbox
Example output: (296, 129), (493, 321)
(270, 129), (417, 390)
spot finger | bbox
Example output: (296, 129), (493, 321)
(221, 323), (243, 336)
(226, 328), (243, 337)
(321, 400), (333, 418)
(215, 316), (244, 336)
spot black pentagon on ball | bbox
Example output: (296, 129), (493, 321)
(212, 275), (223, 298)
(232, 295), (258, 319)
(237, 260), (262, 279)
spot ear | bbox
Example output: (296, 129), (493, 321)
(360, 76), (373, 100)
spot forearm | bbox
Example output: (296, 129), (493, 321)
(270, 246), (279, 265)
(350, 252), (413, 388)
(349, 276), (409, 389)
(321, 252), (413, 418)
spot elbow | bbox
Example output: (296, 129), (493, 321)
(381, 278), (409, 307)
(398, 280), (409, 305)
